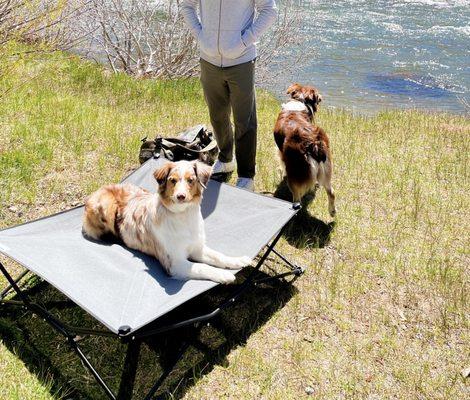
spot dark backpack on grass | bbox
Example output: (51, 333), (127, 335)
(139, 124), (218, 165)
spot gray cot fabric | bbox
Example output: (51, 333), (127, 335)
(0, 158), (295, 334)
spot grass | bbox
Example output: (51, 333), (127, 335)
(0, 45), (469, 399)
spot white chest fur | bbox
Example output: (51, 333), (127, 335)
(152, 205), (205, 259)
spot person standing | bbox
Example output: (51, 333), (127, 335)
(182, 0), (277, 191)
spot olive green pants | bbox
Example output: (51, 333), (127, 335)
(200, 58), (257, 179)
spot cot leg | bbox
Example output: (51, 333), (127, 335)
(271, 247), (305, 275)
(256, 224), (305, 272)
(0, 268), (29, 299)
(117, 340), (142, 400)
(0, 262), (34, 307)
(68, 337), (117, 400)
(0, 261), (118, 400)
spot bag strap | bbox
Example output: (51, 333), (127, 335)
(161, 137), (197, 146)
(168, 139), (218, 155)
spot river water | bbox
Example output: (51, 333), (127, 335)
(267, 0), (469, 114)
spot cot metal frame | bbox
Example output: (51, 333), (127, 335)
(0, 216), (304, 400)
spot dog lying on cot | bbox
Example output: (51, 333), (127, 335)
(274, 83), (336, 217)
(82, 160), (251, 284)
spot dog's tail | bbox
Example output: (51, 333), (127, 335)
(308, 140), (327, 163)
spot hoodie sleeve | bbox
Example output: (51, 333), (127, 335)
(241, 0), (278, 47)
(181, 0), (202, 39)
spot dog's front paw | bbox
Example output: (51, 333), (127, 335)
(225, 255), (252, 269)
(212, 269), (236, 284)
(238, 255), (252, 266)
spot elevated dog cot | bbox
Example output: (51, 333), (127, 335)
(0, 157), (304, 399)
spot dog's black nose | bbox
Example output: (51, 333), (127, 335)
(176, 193), (186, 201)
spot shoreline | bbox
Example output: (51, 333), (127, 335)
(264, 80), (469, 117)
(69, 44), (469, 117)
(73, 48), (470, 118)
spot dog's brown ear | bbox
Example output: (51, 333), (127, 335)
(153, 162), (174, 186)
(305, 87), (321, 104)
(193, 161), (212, 188)
(286, 83), (302, 98)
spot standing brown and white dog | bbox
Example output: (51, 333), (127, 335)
(82, 160), (251, 283)
(273, 83), (336, 216)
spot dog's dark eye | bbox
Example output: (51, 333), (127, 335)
(187, 177), (195, 184)
(169, 177), (177, 184)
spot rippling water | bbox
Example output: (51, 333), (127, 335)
(268, 0), (470, 114)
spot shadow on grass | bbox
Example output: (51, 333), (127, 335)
(0, 264), (298, 400)
(273, 177), (335, 249)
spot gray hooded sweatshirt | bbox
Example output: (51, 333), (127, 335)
(181, 0), (278, 67)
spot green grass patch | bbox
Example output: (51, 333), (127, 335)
(0, 46), (469, 399)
